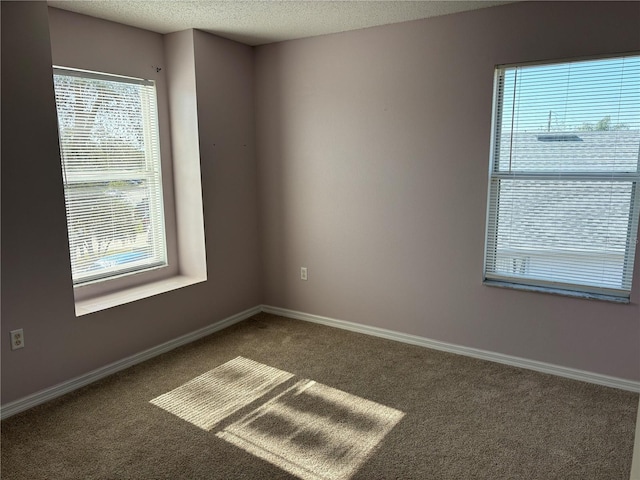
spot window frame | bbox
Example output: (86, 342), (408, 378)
(53, 65), (180, 302)
(482, 54), (640, 303)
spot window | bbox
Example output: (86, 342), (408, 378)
(484, 55), (640, 302)
(53, 67), (168, 286)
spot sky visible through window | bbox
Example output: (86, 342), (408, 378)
(496, 55), (640, 174)
(500, 55), (640, 135)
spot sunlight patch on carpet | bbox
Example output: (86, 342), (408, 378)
(150, 357), (294, 430)
(217, 378), (404, 480)
(150, 357), (404, 480)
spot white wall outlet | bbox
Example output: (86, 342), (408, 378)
(300, 267), (308, 281)
(10, 329), (24, 350)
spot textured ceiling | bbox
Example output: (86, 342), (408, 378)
(47, 1), (512, 46)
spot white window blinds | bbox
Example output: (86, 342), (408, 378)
(53, 67), (167, 285)
(484, 55), (640, 300)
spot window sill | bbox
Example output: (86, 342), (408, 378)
(75, 275), (205, 316)
(483, 280), (630, 304)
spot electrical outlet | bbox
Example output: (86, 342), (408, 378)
(10, 329), (24, 350)
(301, 267), (308, 281)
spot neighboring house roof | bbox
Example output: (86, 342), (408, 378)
(496, 129), (640, 173)
(491, 129), (639, 261)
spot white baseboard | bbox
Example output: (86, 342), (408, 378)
(0, 305), (261, 420)
(3, 303), (637, 421)
(262, 305), (640, 393)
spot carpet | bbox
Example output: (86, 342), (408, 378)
(1, 313), (637, 479)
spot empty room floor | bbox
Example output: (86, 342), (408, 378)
(1, 313), (637, 479)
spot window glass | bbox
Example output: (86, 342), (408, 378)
(484, 55), (640, 300)
(53, 68), (168, 285)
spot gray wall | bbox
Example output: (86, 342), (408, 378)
(192, 29), (261, 293)
(1, 3), (262, 404)
(255, 1), (640, 381)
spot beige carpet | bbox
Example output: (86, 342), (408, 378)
(1, 313), (638, 479)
